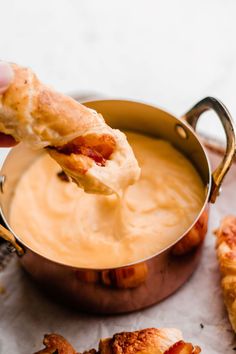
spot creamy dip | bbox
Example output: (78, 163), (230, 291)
(10, 132), (205, 268)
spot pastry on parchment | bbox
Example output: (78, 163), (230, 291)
(214, 215), (236, 332)
(34, 328), (201, 354)
(0, 63), (140, 194)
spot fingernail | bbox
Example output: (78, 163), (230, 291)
(0, 61), (14, 92)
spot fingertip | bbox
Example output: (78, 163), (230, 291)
(0, 133), (17, 147)
(0, 61), (14, 91)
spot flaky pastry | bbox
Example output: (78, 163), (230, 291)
(0, 63), (140, 194)
(214, 216), (236, 332)
(34, 334), (77, 354)
(34, 328), (201, 354)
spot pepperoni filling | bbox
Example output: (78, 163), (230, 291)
(55, 134), (116, 167)
(58, 145), (106, 166)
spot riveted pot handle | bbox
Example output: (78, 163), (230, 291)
(182, 97), (236, 203)
(0, 224), (24, 256)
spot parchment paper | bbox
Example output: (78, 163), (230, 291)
(0, 148), (235, 354)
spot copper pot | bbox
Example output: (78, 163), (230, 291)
(0, 97), (235, 314)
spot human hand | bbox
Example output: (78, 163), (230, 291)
(0, 61), (17, 147)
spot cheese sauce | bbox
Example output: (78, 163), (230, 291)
(10, 132), (205, 268)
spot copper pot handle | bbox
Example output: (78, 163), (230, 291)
(182, 97), (236, 203)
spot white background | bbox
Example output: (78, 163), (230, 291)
(1, 1), (236, 352)
(1, 0), (236, 143)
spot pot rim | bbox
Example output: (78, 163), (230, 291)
(0, 98), (212, 271)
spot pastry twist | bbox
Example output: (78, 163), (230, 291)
(215, 215), (236, 332)
(0, 63), (140, 194)
(34, 329), (201, 354)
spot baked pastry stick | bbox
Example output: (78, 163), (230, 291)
(34, 334), (77, 354)
(99, 329), (200, 354)
(0, 64), (140, 194)
(215, 216), (236, 332)
(34, 329), (201, 354)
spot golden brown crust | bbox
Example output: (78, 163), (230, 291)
(34, 333), (77, 354)
(214, 215), (236, 332)
(99, 329), (160, 354)
(34, 330), (200, 354)
(99, 328), (183, 354)
(0, 63), (140, 194)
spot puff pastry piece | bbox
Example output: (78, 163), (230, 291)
(34, 334), (77, 354)
(34, 329), (201, 354)
(99, 328), (182, 354)
(214, 216), (236, 332)
(0, 63), (140, 194)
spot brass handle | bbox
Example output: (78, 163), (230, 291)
(0, 224), (24, 256)
(182, 97), (236, 203)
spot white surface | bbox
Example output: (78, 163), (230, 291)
(1, 1), (236, 352)
(1, 0), (236, 144)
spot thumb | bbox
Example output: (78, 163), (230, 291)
(0, 61), (14, 94)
